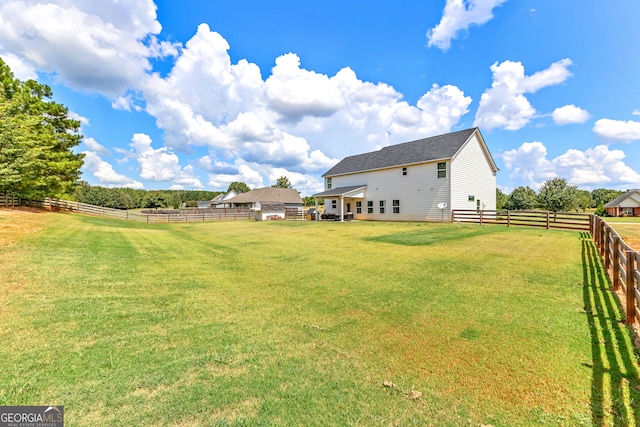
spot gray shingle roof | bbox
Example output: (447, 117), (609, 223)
(322, 128), (480, 177)
(605, 189), (640, 208)
(224, 187), (303, 204)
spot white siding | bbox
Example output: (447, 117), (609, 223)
(326, 162), (451, 222)
(450, 133), (496, 211)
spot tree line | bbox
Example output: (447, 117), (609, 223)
(497, 178), (624, 214)
(73, 182), (223, 210)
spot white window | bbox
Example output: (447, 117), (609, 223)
(393, 200), (400, 214)
(379, 200), (386, 214)
(326, 177), (332, 189)
(437, 162), (446, 178)
(356, 201), (362, 214)
(367, 201), (373, 213)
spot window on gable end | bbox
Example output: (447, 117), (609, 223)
(437, 162), (446, 178)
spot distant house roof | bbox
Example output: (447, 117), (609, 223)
(605, 189), (640, 208)
(225, 187), (303, 205)
(322, 127), (497, 177)
(211, 193), (226, 203)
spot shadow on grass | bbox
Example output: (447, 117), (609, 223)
(581, 232), (640, 425)
(365, 225), (508, 246)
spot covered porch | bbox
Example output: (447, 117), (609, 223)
(312, 185), (366, 222)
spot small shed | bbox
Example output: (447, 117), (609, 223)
(253, 202), (287, 221)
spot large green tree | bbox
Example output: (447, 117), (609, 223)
(0, 59), (84, 198)
(272, 176), (292, 188)
(591, 188), (624, 208)
(227, 181), (250, 194)
(496, 188), (508, 210)
(504, 186), (537, 210)
(537, 178), (579, 212)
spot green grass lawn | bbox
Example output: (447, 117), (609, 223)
(1, 211), (639, 426)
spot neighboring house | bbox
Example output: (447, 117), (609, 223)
(213, 190), (238, 208)
(313, 127), (498, 222)
(605, 190), (640, 217)
(222, 187), (304, 220)
(195, 192), (237, 209)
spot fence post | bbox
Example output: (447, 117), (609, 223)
(604, 227), (611, 270)
(479, 210), (483, 225)
(612, 237), (620, 291)
(546, 211), (550, 229)
(507, 210), (511, 227)
(626, 250), (636, 324)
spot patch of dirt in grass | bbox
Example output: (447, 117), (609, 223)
(0, 207), (49, 246)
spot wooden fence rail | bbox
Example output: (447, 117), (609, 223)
(592, 215), (640, 324)
(452, 209), (592, 231)
(0, 194), (20, 207)
(22, 198), (253, 223)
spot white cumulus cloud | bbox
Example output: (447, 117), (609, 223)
(83, 137), (110, 156)
(552, 105), (590, 125)
(82, 151), (144, 189)
(1, 5), (478, 192)
(501, 141), (640, 189)
(0, 0), (179, 96)
(427, 0), (508, 51)
(474, 59), (573, 130)
(126, 133), (203, 188)
(593, 119), (640, 142)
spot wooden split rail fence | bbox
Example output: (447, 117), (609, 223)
(0, 194), (21, 207)
(23, 198), (252, 223)
(592, 215), (640, 324)
(452, 209), (591, 231)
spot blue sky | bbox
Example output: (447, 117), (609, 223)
(1, 0), (639, 196)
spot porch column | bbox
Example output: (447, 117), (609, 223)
(315, 197), (319, 220)
(340, 196), (344, 222)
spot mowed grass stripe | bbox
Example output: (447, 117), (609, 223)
(0, 211), (638, 426)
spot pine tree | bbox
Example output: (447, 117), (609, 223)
(0, 58), (84, 199)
